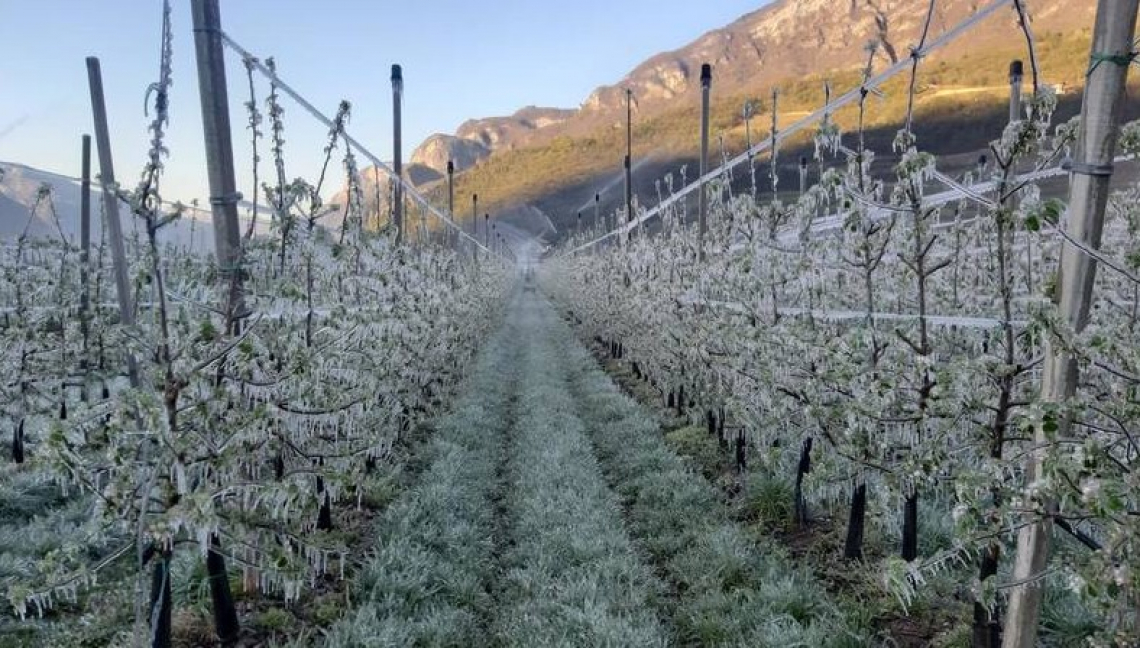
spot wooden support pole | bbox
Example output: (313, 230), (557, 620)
(745, 100), (756, 199)
(191, 5), (246, 641)
(697, 63), (711, 261)
(770, 89), (779, 202)
(79, 135), (92, 382)
(625, 87), (634, 236)
(391, 64), (404, 244)
(471, 192), (478, 259)
(1002, 1), (1139, 646)
(192, 0), (246, 324)
(447, 159), (455, 248)
(85, 57), (139, 388)
(1009, 60), (1024, 124)
(799, 156), (808, 198)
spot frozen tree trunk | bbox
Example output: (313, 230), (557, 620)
(11, 419), (24, 464)
(974, 546), (1002, 647)
(901, 492), (918, 561)
(794, 438), (813, 527)
(844, 482), (867, 560)
(207, 536), (240, 645)
(149, 553), (172, 648)
(1002, 2), (1139, 645)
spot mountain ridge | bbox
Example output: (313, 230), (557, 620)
(358, 0), (1099, 239)
(406, 0), (1093, 176)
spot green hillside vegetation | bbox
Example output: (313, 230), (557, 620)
(429, 29), (1095, 222)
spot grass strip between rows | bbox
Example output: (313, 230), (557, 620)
(492, 297), (669, 647)
(546, 299), (871, 647)
(323, 310), (522, 647)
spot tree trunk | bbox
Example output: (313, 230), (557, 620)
(973, 543), (1001, 647)
(316, 471), (333, 531)
(149, 552), (173, 648)
(11, 419), (24, 464)
(794, 438), (813, 526)
(207, 536), (240, 645)
(902, 491), (918, 561)
(844, 482), (867, 560)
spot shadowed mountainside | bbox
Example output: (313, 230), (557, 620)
(342, 0), (1105, 241)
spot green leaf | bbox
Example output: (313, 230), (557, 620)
(1042, 198), (1065, 224)
(199, 320), (218, 343)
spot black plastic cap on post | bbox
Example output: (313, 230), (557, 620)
(391, 64), (403, 95)
(700, 63), (712, 87)
(1009, 60), (1024, 82)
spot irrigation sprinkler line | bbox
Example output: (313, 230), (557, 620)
(218, 32), (493, 256)
(566, 0), (1013, 255)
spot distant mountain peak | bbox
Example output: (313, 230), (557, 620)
(350, 0), (1095, 239)
(455, 106), (575, 150)
(412, 0), (1089, 161)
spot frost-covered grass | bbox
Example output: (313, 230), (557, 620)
(0, 464), (132, 646)
(323, 311), (521, 647)
(542, 300), (870, 647)
(493, 298), (669, 647)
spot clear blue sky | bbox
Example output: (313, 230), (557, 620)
(0, 0), (769, 204)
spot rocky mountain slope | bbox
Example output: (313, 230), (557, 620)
(411, 0), (1091, 168)
(357, 0), (1100, 238)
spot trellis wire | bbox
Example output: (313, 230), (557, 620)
(218, 32), (492, 255)
(566, 0), (1014, 255)
(676, 296), (1030, 330)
